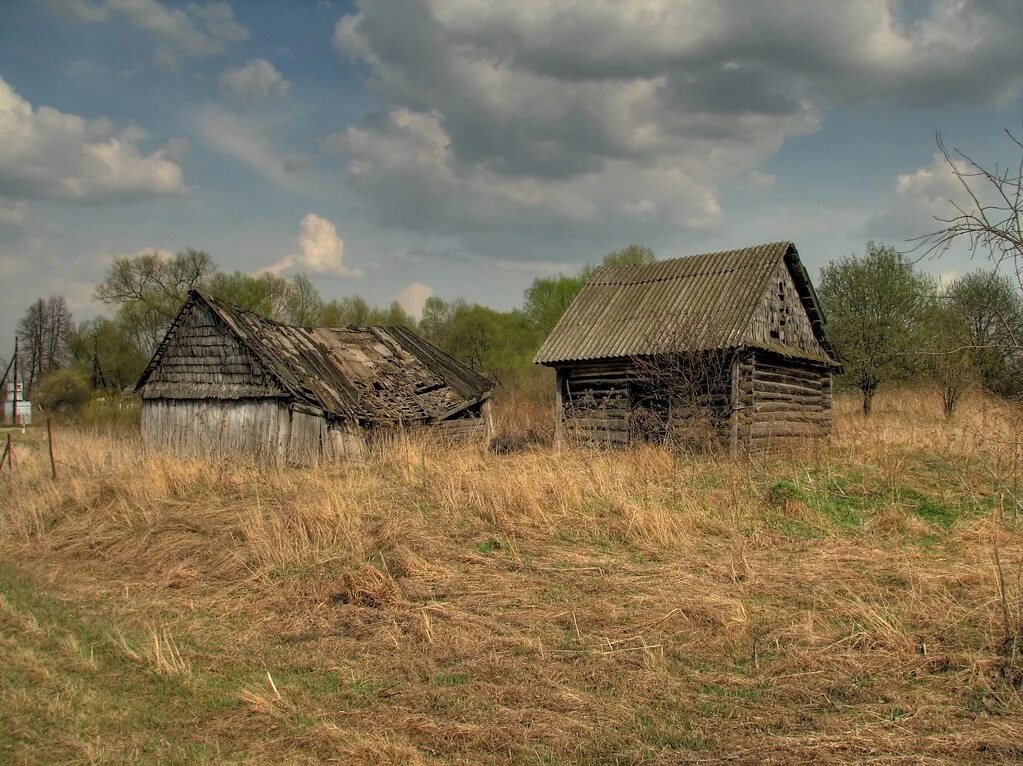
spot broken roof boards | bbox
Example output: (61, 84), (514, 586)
(136, 291), (495, 463)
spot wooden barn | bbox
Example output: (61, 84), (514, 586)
(534, 242), (839, 453)
(135, 290), (495, 464)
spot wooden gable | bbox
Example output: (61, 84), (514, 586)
(139, 299), (284, 400)
(745, 258), (829, 360)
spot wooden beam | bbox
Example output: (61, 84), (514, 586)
(729, 353), (739, 455)
(554, 368), (565, 449)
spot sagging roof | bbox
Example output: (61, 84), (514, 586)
(136, 291), (494, 424)
(534, 241), (836, 366)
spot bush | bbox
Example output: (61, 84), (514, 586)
(78, 396), (140, 432)
(34, 369), (91, 414)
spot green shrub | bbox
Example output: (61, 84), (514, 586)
(34, 369), (91, 415)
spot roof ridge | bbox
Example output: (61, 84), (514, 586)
(534, 240), (839, 366)
(595, 241), (793, 272)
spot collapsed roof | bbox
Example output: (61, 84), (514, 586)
(136, 291), (494, 425)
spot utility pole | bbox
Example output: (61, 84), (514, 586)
(11, 335), (18, 425)
(37, 304), (44, 397)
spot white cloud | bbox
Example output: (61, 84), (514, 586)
(736, 170), (777, 192)
(266, 214), (363, 278)
(46, 276), (105, 311)
(0, 198), (28, 229)
(190, 1), (250, 42)
(197, 105), (300, 189)
(894, 153), (972, 215)
(0, 76), (185, 203)
(330, 0), (1023, 256)
(0, 254), (26, 279)
(936, 270), (958, 292)
(48, 0), (248, 70)
(46, 0), (108, 22)
(219, 58), (289, 100)
(395, 282), (433, 318)
(864, 152), (976, 242)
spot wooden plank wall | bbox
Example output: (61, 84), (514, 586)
(141, 399), (368, 466)
(141, 399), (289, 464)
(367, 401), (493, 450)
(735, 350), (832, 452)
(427, 416), (491, 443)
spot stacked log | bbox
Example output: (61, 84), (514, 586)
(735, 352), (832, 452)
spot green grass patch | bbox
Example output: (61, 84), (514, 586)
(765, 457), (1001, 536)
(475, 538), (502, 554)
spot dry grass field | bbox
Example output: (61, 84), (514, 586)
(1, 390), (1022, 764)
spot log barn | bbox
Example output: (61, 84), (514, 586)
(135, 290), (494, 464)
(534, 242), (839, 453)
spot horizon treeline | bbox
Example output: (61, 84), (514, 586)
(5, 241), (1023, 418)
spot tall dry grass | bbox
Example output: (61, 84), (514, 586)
(1, 388), (1022, 764)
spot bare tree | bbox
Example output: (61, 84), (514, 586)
(916, 130), (1023, 350)
(627, 322), (734, 454)
(16, 296), (73, 396)
(96, 248), (218, 353)
(629, 350), (734, 454)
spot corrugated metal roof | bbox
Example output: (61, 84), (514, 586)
(534, 241), (834, 365)
(137, 292), (494, 424)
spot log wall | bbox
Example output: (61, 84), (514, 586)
(555, 349), (832, 453)
(734, 350), (832, 453)
(558, 361), (633, 447)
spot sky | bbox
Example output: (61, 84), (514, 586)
(2, 0), (1023, 349)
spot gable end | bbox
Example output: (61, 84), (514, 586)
(136, 298), (285, 400)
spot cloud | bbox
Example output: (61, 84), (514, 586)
(864, 152), (975, 242)
(735, 170), (777, 192)
(330, 0), (1023, 258)
(0, 254), (27, 279)
(48, 0), (248, 70)
(46, 0), (108, 22)
(266, 214), (363, 277)
(894, 154), (972, 215)
(46, 276), (106, 311)
(0, 76), (185, 203)
(190, 1), (250, 43)
(219, 58), (289, 100)
(0, 197), (28, 230)
(395, 281), (432, 318)
(197, 105), (301, 189)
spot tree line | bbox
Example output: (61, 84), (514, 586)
(8, 237), (1022, 419)
(6, 245), (656, 412)
(820, 243), (1023, 415)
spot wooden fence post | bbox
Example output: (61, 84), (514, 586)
(46, 417), (57, 480)
(0, 433), (10, 475)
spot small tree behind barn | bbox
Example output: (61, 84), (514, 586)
(818, 243), (935, 415)
(535, 242), (839, 453)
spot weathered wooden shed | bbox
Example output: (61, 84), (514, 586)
(534, 242), (839, 453)
(136, 290), (495, 464)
